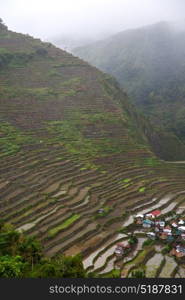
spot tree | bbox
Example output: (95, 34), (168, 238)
(18, 236), (42, 267)
(60, 254), (86, 278)
(128, 234), (138, 245)
(131, 269), (146, 278)
(30, 259), (62, 278)
(35, 48), (47, 56)
(0, 229), (20, 256)
(0, 221), (87, 278)
(30, 255), (86, 278)
(0, 255), (25, 278)
(0, 18), (7, 30)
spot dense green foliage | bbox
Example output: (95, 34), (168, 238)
(142, 239), (155, 247)
(0, 222), (86, 278)
(131, 269), (146, 278)
(0, 18), (7, 31)
(128, 235), (138, 245)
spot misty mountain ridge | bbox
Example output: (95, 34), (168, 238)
(73, 21), (185, 143)
(46, 35), (95, 52)
(47, 31), (113, 53)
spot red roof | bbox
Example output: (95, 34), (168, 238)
(150, 210), (161, 216)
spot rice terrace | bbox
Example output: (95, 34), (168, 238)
(1, 13), (185, 279)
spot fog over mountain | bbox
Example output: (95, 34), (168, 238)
(1, 0), (185, 49)
(73, 20), (185, 146)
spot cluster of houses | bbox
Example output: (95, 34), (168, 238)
(134, 210), (185, 258)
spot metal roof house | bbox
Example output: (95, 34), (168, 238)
(114, 242), (131, 256)
(171, 245), (185, 257)
(135, 214), (144, 219)
(178, 226), (185, 232)
(147, 232), (156, 239)
(155, 221), (165, 228)
(150, 210), (161, 217)
(176, 245), (185, 255)
(178, 220), (184, 225)
(171, 222), (178, 228)
(143, 219), (154, 228)
(163, 226), (172, 234)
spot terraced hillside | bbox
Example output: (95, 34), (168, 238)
(1, 23), (185, 277)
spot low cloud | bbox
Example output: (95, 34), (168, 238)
(1, 0), (185, 41)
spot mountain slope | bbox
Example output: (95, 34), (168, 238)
(1, 22), (185, 266)
(73, 22), (185, 143)
(0, 20), (175, 161)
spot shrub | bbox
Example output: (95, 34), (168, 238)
(35, 48), (47, 56)
(131, 269), (146, 278)
(142, 239), (154, 247)
(161, 245), (172, 255)
(0, 222), (86, 278)
(129, 235), (138, 245)
(0, 255), (25, 278)
(139, 187), (146, 193)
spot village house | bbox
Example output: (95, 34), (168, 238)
(145, 210), (161, 219)
(181, 233), (185, 240)
(135, 214), (144, 219)
(159, 232), (168, 240)
(178, 226), (185, 233)
(143, 219), (154, 228)
(147, 232), (156, 240)
(171, 245), (185, 258)
(167, 232), (174, 242)
(173, 228), (182, 236)
(171, 221), (178, 228)
(135, 214), (144, 225)
(178, 220), (185, 225)
(176, 245), (185, 256)
(155, 226), (160, 233)
(150, 210), (161, 218)
(114, 242), (131, 257)
(163, 225), (172, 234)
(98, 208), (105, 214)
(155, 220), (165, 229)
(145, 213), (154, 219)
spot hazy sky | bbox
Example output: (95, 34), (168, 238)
(1, 0), (185, 41)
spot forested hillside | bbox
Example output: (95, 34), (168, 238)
(73, 22), (185, 143)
